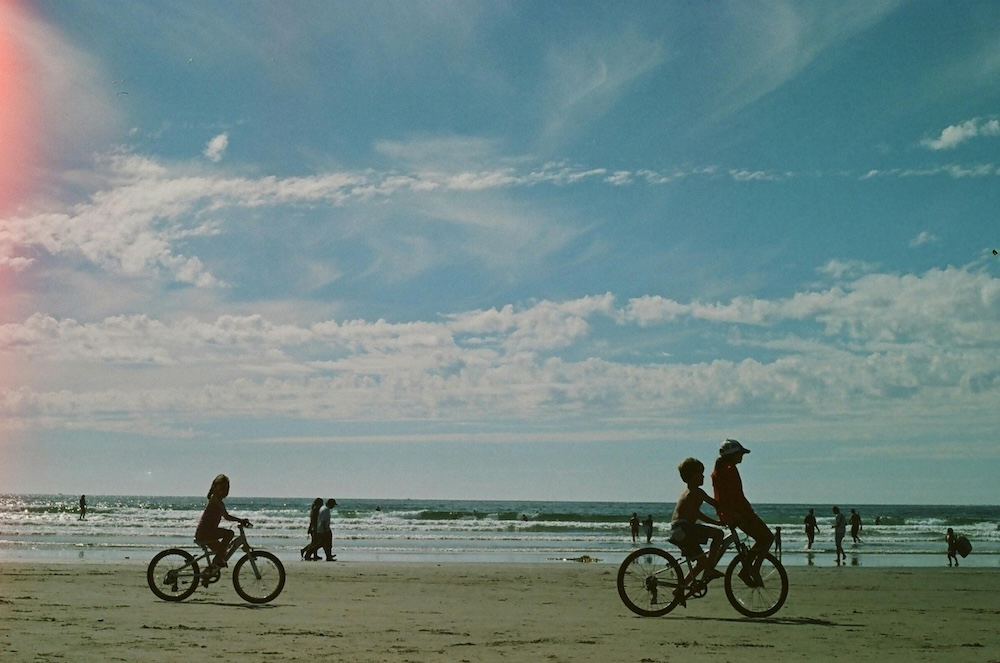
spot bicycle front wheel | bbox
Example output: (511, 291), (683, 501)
(617, 547), (684, 617)
(724, 551), (788, 618)
(147, 548), (200, 601)
(233, 551), (286, 604)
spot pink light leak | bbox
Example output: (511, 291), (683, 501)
(0, 0), (42, 216)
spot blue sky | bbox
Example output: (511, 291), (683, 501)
(1, 1), (998, 504)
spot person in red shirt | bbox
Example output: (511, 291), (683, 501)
(711, 439), (774, 584)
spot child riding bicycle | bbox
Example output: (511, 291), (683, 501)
(195, 474), (250, 576)
(711, 439), (774, 585)
(669, 457), (725, 605)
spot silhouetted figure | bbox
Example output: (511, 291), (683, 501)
(195, 474), (249, 574)
(643, 515), (654, 543)
(832, 506), (847, 565)
(302, 498), (323, 560)
(669, 458), (725, 605)
(849, 509), (863, 544)
(79, 495), (87, 521)
(774, 527), (782, 558)
(804, 508), (818, 549)
(712, 438), (773, 586)
(946, 527), (959, 567)
(318, 498), (338, 561)
(629, 512), (640, 543)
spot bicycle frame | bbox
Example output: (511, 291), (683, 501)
(674, 525), (750, 576)
(197, 523), (255, 566)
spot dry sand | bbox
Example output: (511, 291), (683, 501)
(1, 561), (998, 662)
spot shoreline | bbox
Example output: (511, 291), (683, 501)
(2, 561), (999, 662)
(0, 544), (996, 568)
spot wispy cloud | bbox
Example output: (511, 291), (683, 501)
(539, 30), (666, 148)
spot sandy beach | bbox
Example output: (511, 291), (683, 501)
(1, 561), (998, 662)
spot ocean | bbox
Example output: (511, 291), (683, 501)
(1, 495), (998, 567)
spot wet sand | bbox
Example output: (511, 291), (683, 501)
(1, 561), (998, 662)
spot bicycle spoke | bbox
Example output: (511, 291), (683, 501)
(724, 552), (788, 618)
(617, 548), (683, 617)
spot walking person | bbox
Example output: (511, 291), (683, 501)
(804, 508), (818, 549)
(832, 506), (847, 565)
(79, 495), (87, 521)
(642, 514), (654, 543)
(301, 498), (323, 561)
(849, 509), (863, 544)
(946, 528), (960, 567)
(318, 498), (338, 561)
(629, 512), (640, 544)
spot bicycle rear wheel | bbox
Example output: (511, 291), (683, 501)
(724, 551), (788, 618)
(147, 548), (200, 601)
(233, 551), (286, 604)
(617, 547), (684, 617)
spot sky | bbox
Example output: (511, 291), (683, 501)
(0, 0), (998, 504)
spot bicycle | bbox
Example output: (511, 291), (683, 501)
(147, 521), (286, 604)
(617, 525), (788, 618)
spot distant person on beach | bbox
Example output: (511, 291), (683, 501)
(643, 515), (654, 543)
(79, 495), (86, 521)
(629, 512), (640, 543)
(668, 457), (724, 604)
(195, 474), (249, 572)
(804, 509), (818, 549)
(712, 439), (774, 583)
(301, 498), (323, 561)
(849, 509), (863, 544)
(832, 506), (847, 564)
(774, 527), (782, 558)
(317, 498), (338, 561)
(946, 528), (959, 567)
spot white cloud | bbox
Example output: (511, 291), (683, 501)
(203, 133), (229, 162)
(909, 231), (938, 247)
(921, 117), (1000, 150)
(0, 267), (996, 442)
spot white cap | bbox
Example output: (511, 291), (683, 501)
(720, 438), (750, 457)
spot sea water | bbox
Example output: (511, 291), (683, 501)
(0, 495), (997, 567)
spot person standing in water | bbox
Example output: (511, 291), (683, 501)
(804, 508), (818, 549)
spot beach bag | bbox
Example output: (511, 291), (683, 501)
(956, 535), (972, 558)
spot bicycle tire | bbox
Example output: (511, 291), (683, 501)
(724, 551), (788, 618)
(147, 548), (200, 601)
(617, 547), (684, 617)
(232, 550), (286, 604)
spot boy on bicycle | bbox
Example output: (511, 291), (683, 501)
(669, 457), (725, 604)
(712, 439), (773, 585)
